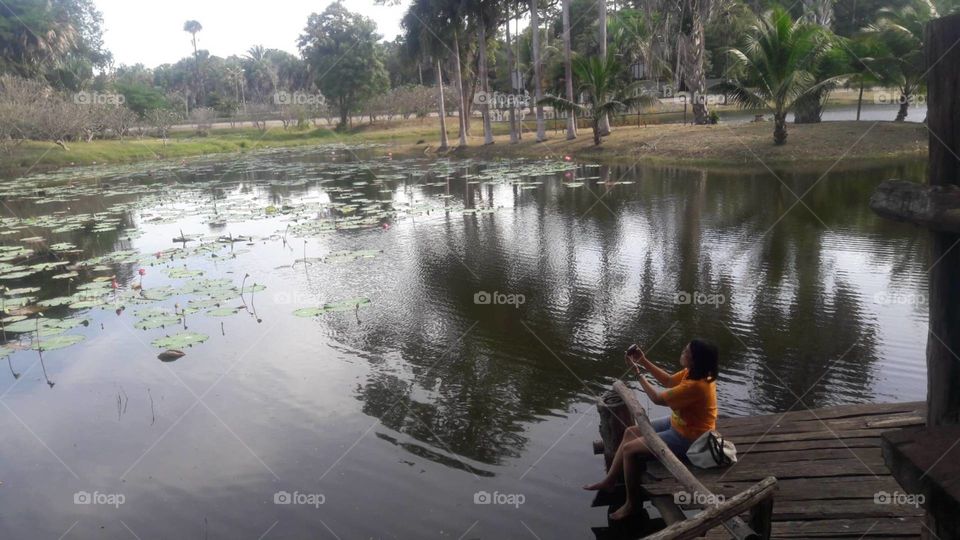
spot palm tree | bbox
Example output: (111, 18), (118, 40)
(598, 0), (611, 135)
(540, 54), (655, 146)
(530, 0), (546, 141)
(844, 35), (888, 121)
(561, 0), (577, 139)
(719, 7), (835, 145)
(183, 20), (204, 103)
(866, 0), (935, 121)
(474, 0), (500, 145)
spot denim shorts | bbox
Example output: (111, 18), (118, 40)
(652, 417), (692, 459)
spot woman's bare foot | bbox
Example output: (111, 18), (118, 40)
(582, 479), (615, 492)
(609, 501), (635, 520)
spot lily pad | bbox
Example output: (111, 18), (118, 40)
(294, 297), (371, 317)
(151, 332), (209, 349)
(32, 334), (85, 351)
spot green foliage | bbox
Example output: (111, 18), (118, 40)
(718, 6), (835, 143)
(540, 54), (655, 145)
(115, 82), (168, 116)
(299, 2), (388, 128)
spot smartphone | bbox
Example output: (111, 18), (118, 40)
(626, 344), (640, 357)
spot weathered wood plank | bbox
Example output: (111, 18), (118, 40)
(731, 428), (890, 445)
(770, 517), (921, 537)
(719, 413), (924, 438)
(718, 402), (924, 429)
(742, 438), (881, 453)
(644, 477), (777, 540)
(732, 447), (881, 465)
(643, 476), (902, 502)
(646, 457), (887, 482)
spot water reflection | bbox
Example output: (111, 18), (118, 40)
(0, 150), (930, 538)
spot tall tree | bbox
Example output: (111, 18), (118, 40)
(678, 0), (716, 125)
(866, 0), (935, 121)
(719, 6), (835, 144)
(530, 0), (546, 141)
(562, 0), (577, 139)
(298, 2), (388, 129)
(598, 0), (611, 135)
(183, 20), (203, 103)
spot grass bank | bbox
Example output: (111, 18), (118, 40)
(0, 116), (927, 178)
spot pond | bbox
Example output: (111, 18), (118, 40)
(0, 146), (929, 538)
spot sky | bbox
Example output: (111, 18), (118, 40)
(95, 0), (411, 68)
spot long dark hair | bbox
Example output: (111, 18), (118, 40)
(687, 339), (719, 382)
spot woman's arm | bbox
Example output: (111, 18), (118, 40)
(638, 376), (667, 406)
(635, 350), (675, 387)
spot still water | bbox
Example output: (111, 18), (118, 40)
(0, 147), (929, 538)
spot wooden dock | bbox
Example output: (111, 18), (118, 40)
(636, 401), (927, 538)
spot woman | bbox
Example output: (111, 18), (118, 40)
(584, 339), (719, 520)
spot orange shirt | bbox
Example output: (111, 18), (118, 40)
(659, 368), (717, 441)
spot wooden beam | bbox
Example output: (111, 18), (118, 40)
(924, 13), (960, 428)
(643, 477), (777, 540)
(612, 381), (758, 539)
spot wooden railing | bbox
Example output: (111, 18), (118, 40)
(611, 381), (776, 540)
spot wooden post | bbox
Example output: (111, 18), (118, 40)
(924, 12), (960, 428)
(596, 390), (632, 470)
(748, 497), (774, 540)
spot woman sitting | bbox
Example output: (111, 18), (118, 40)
(584, 339), (719, 520)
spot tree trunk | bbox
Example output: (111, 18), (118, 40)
(562, 0), (577, 140)
(896, 92), (909, 121)
(794, 91), (824, 123)
(453, 31), (468, 146)
(593, 120), (601, 145)
(530, 0), (546, 142)
(506, 10), (519, 144)
(773, 113), (787, 144)
(680, 2), (710, 125)
(598, 0), (611, 135)
(856, 79), (864, 121)
(437, 59), (449, 151)
(478, 23), (494, 145)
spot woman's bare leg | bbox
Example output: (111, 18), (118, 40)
(610, 436), (651, 520)
(584, 426), (640, 491)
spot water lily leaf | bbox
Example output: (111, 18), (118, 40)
(168, 268), (204, 279)
(5, 287), (41, 296)
(52, 271), (79, 280)
(32, 334), (85, 351)
(134, 315), (182, 330)
(151, 332), (209, 349)
(294, 297), (371, 317)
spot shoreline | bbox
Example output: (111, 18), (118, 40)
(0, 119), (927, 178)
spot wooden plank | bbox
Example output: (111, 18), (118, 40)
(651, 495), (687, 525)
(645, 457), (887, 483)
(732, 447), (881, 465)
(719, 413), (924, 438)
(769, 499), (924, 521)
(771, 517), (921, 537)
(643, 476), (902, 502)
(644, 477), (777, 540)
(742, 438), (881, 453)
(718, 402), (924, 429)
(731, 428), (889, 445)
(612, 381), (757, 539)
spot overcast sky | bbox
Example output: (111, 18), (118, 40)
(95, 0), (411, 68)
